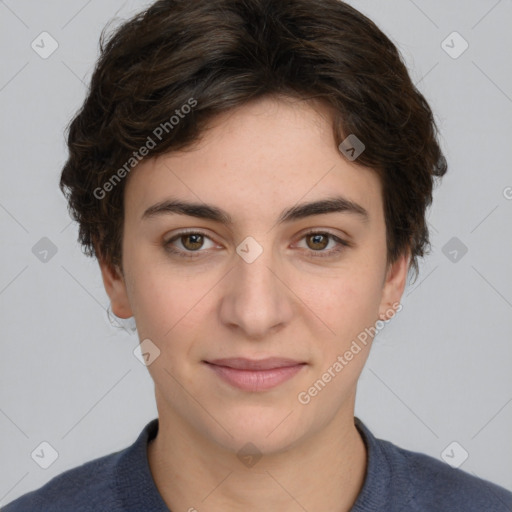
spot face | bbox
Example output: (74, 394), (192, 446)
(100, 96), (408, 454)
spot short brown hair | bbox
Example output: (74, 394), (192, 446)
(59, 0), (447, 283)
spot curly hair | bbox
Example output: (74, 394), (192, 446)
(59, 0), (447, 284)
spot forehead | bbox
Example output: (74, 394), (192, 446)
(124, 97), (383, 227)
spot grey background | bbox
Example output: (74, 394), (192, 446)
(1, 0), (511, 505)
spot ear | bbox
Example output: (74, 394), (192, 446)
(98, 256), (133, 319)
(377, 250), (410, 320)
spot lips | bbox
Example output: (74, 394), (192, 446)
(204, 357), (307, 391)
(205, 357), (305, 370)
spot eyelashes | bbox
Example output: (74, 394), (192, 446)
(294, 230), (351, 258)
(163, 229), (351, 260)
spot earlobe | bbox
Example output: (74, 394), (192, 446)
(98, 258), (134, 319)
(378, 251), (410, 320)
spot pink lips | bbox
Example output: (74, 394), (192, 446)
(204, 357), (306, 391)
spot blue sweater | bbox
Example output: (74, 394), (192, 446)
(3, 417), (511, 511)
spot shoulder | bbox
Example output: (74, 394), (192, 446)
(2, 419), (160, 512)
(379, 437), (512, 511)
(1, 449), (124, 512)
(354, 418), (512, 511)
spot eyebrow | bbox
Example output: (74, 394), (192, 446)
(141, 195), (369, 225)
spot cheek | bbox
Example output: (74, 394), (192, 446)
(125, 256), (221, 349)
(124, 225), (386, 349)
(129, 275), (189, 339)
(301, 266), (383, 341)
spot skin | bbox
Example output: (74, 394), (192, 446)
(99, 95), (410, 512)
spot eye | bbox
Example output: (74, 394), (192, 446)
(296, 230), (351, 258)
(163, 229), (351, 260)
(163, 230), (217, 258)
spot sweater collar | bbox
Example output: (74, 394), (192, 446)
(351, 417), (392, 510)
(115, 416), (392, 511)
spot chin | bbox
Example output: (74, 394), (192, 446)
(199, 407), (310, 456)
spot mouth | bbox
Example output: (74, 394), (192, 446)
(205, 357), (305, 370)
(203, 357), (307, 391)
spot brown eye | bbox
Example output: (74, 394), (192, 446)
(306, 233), (330, 251)
(180, 233), (204, 251)
(297, 230), (351, 259)
(163, 230), (217, 258)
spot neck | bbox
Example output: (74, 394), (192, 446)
(147, 400), (367, 512)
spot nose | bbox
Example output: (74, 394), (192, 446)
(218, 242), (294, 340)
